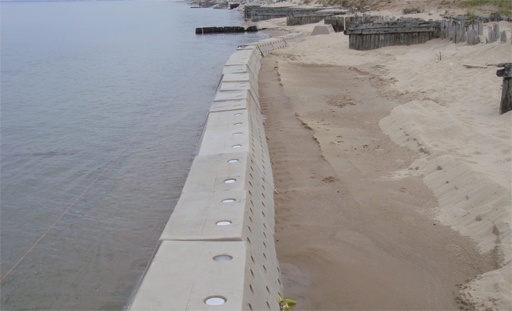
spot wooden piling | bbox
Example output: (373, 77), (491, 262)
(467, 23), (480, 45)
(494, 24), (500, 41)
(496, 63), (512, 114)
(500, 30), (507, 43)
(488, 25), (495, 42)
(478, 21), (484, 36)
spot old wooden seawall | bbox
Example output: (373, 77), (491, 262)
(326, 15), (389, 33)
(345, 19), (438, 50)
(244, 5), (322, 22)
(287, 12), (335, 26)
(439, 18), (509, 45)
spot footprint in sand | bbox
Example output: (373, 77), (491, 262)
(401, 216), (416, 226)
(445, 244), (463, 253)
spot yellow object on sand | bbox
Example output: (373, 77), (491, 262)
(278, 294), (297, 311)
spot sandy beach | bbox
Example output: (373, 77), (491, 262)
(257, 12), (512, 311)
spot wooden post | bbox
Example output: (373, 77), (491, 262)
(500, 31), (507, 43)
(496, 63), (512, 114)
(459, 17), (467, 43)
(468, 24), (478, 45)
(478, 21), (483, 36)
(488, 25), (495, 42)
(494, 24), (500, 41)
(454, 21), (460, 43)
(472, 23), (481, 44)
(440, 20), (445, 39)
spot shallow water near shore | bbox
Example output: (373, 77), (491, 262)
(0, 1), (266, 309)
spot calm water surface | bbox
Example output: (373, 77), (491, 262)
(0, 1), (266, 309)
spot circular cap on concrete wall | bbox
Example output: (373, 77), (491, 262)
(216, 220), (232, 226)
(213, 255), (233, 262)
(204, 296), (227, 306)
(227, 159), (240, 163)
(224, 178), (236, 184)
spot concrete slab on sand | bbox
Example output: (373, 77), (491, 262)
(311, 25), (335, 36)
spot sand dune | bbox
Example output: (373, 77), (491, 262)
(259, 14), (511, 310)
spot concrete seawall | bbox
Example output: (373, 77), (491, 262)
(127, 34), (305, 310)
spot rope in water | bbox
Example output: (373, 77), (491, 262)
(0, 107), (165, 284)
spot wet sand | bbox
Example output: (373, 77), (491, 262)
(259, 56), (499, 310)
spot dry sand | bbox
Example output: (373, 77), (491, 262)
(257, 15), (512, 311)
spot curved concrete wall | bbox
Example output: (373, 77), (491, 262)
(128, 33), (304, 311)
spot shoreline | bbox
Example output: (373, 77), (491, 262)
(127, 33), (309, 310)
(257, 15), (512, 310)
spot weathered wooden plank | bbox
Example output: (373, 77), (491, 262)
(478, 21), (484, 35)
(501, 77), (512, 114)
(463, 64), (488, 68)
(494, 23), (500, 41)
(488, 25), (496, 42)
(501, 31), (508, 43)
(467, 25), (478, 45)
(496, 63), (512, 114)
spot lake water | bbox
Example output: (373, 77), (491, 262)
(0, 1), (266, 309)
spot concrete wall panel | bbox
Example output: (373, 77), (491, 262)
(210, 99), (250, 113)
(219, 81), (253, 93)
(253, 40), (274, 56)
(198, 110), (251, 156)
(282, 33), (307, 42)
(221, 72), (259, 94)
(214, 87), (259, 112)
(225, 47), (260, 67)
(129, 241), (247, 310)
(224, 59), (259, 82)
(180, 153), (271, 193)
(270, 38), (287, 50)
(161, 189), (247, 241)
(177, 152), (275, 228)
(221, 65), (258, 90)
(225, 47), (261, 74)
(214, 88), (256, 103)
